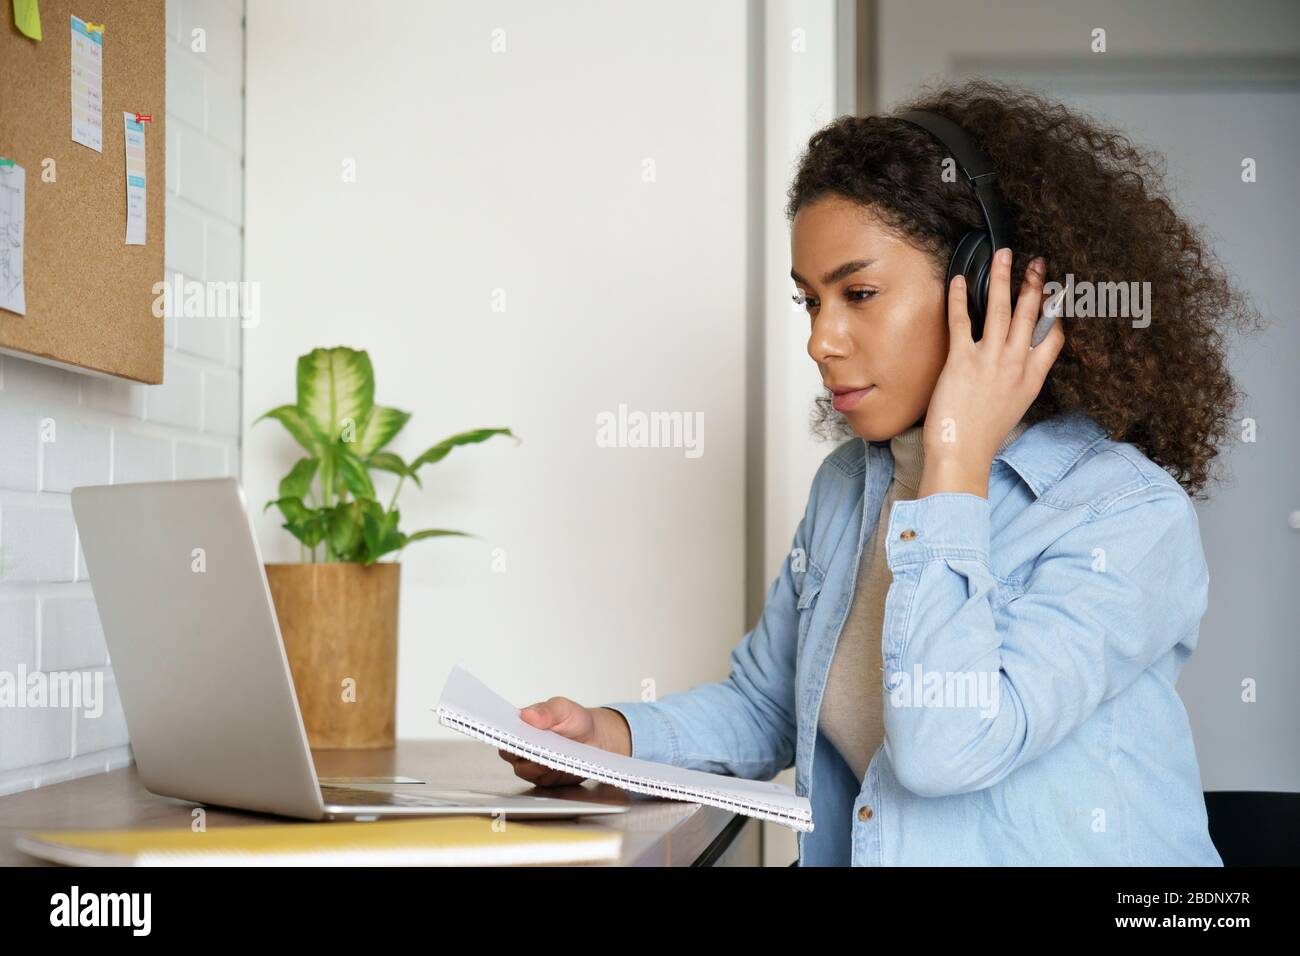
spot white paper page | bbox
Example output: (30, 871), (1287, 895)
(122, 113), (146, 244)
(434, 664), (811, 823)
(71, 16), (104, 152)
(0, 162), (26, 316)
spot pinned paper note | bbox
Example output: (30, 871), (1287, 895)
(0, 161), (26, 316)
(123, 112), (146, 245)
(70, 15), (104, 152)
(13, 0), (42, 40)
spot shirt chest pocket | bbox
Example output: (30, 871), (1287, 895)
(795, 562), (825, 656)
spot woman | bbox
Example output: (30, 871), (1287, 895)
(499, 80), (1257, 865)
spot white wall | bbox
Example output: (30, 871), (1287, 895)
(762, 0), (850, 601)
(243, 1), (753, 745)
(0, 0), (244, 795)
(876, 0), (1300, 106)
(752, 0), (852, 867)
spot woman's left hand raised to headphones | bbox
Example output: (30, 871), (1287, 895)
(917, 247), (1065, 500)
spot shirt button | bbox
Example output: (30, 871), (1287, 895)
(858, 805), (873, 821)
(899, 529), (916, 541)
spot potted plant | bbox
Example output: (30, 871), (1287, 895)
(257, 346), (514, 749)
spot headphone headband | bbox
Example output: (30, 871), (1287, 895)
(895, 109), (1010, 252)
(892, 109), (1013, 339)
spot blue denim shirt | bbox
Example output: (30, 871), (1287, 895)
(604, 411), (1221, 866)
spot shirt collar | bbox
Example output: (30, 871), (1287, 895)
(860, 411), (1110, 497)
(994, 411), (1111, 498)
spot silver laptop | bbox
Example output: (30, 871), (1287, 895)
(70, 477), (625, 823)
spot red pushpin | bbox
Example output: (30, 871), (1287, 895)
(134, 113), (153, 123)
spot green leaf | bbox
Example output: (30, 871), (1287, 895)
(284, 518), (327, 550)
(403, 528), (476, 546)
(355, 405), (411, 457)
(279, 457), (319, 501)
(303, 517), (328, 549)
(368, 451), (422, 489)
(361, 501), (405, 564)
(318, 445), (337, 507)
(296, 347), (375, 446)
(360, 499), (386, 557)
(334, 446), (376, 500)
(410, 427), (515, 472)
(256, 405), (321, 454)
(265, 496), (311, 524)
(328, 501), (366, 561)
(279, 505), (328, 549)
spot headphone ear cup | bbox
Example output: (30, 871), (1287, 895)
(947, 230), (992, 341)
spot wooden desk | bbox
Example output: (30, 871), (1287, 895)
(0, 740), (761, 866)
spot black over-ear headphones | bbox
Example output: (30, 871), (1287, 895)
(895, 110), (1011, 342)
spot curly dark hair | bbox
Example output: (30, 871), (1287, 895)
(786, 78), (1262, 499)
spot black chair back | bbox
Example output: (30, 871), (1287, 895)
(1205, 791), (1300, 866)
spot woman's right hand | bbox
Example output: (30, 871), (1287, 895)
(497, 698), (632, 787)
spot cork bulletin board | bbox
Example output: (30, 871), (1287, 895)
(0, 0), (165, 383)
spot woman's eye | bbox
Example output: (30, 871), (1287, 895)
(791, 289), (876, 310)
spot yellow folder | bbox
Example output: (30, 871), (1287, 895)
(18, 815), (622, 866)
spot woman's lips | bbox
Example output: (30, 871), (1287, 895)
(831, 385), (875, 412)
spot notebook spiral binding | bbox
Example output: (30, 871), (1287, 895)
(438, 707), (814, 833)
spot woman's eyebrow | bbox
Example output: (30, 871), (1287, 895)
(790, 258), (877, 286)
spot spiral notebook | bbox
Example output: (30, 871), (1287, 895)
(434, 664), (813, 833)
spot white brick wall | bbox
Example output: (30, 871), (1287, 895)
(0, 0), (244, 795)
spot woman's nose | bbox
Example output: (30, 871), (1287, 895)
(807, 308), (852, 364)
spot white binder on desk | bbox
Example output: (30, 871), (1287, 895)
(434, 664), (814, 833)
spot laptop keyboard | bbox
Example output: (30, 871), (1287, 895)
(321, 787), (460, 808)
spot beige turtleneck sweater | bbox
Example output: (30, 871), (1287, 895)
(817, 418), (1031, 782)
